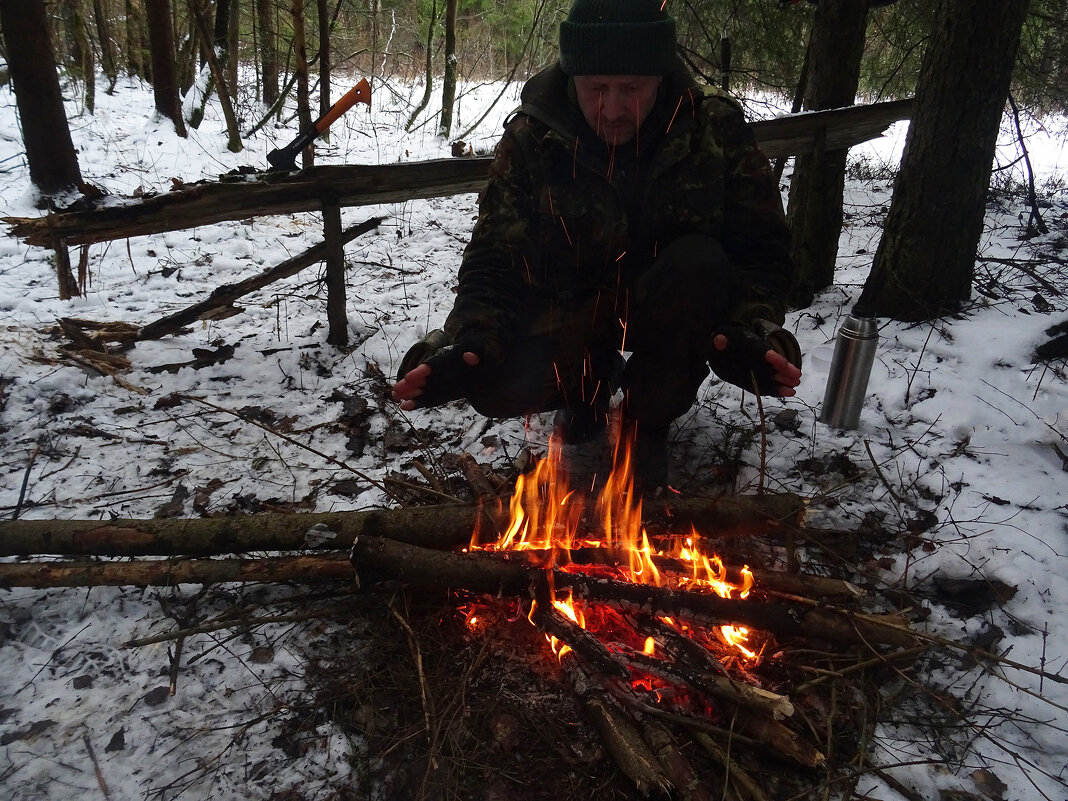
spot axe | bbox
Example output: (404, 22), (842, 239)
(266, 78), (371, 170)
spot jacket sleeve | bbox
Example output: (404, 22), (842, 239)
(707, 98), (796, 326)
(443, 119), (539, 364)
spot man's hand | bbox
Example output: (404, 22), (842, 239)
(391, 348), (481, 411)
(711, 332), (801, 396)
(708, 321), (802, 396)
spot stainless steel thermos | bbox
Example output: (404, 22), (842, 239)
(819, 313), (879, 429)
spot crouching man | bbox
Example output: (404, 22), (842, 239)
(393, 0), (802, 492)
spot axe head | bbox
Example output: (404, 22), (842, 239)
(266, 78), (373, 171)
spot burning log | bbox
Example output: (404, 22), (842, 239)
(0, 493), (802, 557)
(351, 535), (916, 649)
(621, 649), (794, 721)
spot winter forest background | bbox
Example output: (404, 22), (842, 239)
(1, 2), (1068, 801)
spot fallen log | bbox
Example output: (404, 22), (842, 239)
(350, 535), (915, 649)
(3, 101), (912, 249)
(0, 492), (804, 557)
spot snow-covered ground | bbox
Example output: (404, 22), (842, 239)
(1, 71), (1066, 800)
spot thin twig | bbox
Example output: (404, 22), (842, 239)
(12, 445), (39, 520)
(82, 731), (113, 800)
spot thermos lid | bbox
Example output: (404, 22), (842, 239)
(840, 314), (878, 339)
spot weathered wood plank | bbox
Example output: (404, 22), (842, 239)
(3, 100), (912, 249)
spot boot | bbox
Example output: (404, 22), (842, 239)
(628, 422), (669, 495)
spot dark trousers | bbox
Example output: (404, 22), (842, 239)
(466, 236), (733, 428)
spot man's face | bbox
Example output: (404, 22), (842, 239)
(573, 75), (662, 146)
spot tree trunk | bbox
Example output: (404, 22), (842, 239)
(212, 0), (234, 87)
(439, 0), (457, 139)
(187, 0), (244, 151)
(256, 0), (279, 106)
(69, 0), (96, 113)
(226, 0), (240, 100)
(292, 0), (314, 167)
(92, 0), (119, 90)
(786, 0), (870, 308)
(0, 0), (84, 196)
(144, 0), (187, 136)
(856, 0), (1032, 321)
(125, 0), (145, 77)
(317, 0), (331, 139)
(406, 0), (438, 131)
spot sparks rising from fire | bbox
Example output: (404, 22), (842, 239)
(469, 426), (761, 664)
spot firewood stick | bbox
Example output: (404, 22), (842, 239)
(620, 649), (795, 721)
(495, 547), (863, 600)
(564, 661), (673, 798)
(640, 718), (716, 801)
(0, 552), (354, 588)
(733, 711), (825, 769)
(690, 730), (767, 801)
(531, 604), (631, 681)
(350, 535), (917, 648)
(456, 453), (499, 498)
(0, 493), (802, 556)
(0, 504), (501, 556)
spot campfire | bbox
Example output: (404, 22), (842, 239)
(345, 425), (920, 796)
(466, 428), (767, 686)
(0, 421), (925, 800)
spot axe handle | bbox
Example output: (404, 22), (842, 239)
(267, 78), (371, 169)
(316, 79), (370, 132)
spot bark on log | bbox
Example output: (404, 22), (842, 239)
(350, 536), (916, 648)
(3, 101), (912, 249)
(0, 493), (804, 557)
(0, 553), (353, 588)
(580, 693), (674, 797)
(734, 711), (825, 769)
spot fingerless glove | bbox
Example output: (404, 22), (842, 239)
(708, 320), (802, 395)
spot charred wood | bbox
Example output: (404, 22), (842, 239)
(350, 536), (916, 649)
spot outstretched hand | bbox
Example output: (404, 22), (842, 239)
(710, 332), (802, 397)
(392, 349), (481, 411)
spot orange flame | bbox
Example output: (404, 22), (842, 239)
(470, 417), (761, 662)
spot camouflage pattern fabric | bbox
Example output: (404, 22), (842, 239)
(436, 59), (795, 423)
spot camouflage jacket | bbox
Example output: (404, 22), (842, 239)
(444, 61), (794, 363)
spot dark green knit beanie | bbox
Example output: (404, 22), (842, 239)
(559, 0), (678, 76)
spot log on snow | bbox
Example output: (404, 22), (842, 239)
(0, 553), (353, 588)
(0, 493), (804, 557)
